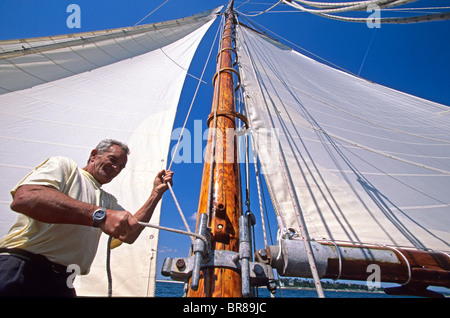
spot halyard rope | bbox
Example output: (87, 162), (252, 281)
(106, 16), (223, 297)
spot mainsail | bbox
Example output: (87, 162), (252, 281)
(237, 24), (450, 252)
(0, 7), (219, 296)
(234, 21), (450, 296)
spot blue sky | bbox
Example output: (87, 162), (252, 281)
(1, 0), (449, 284)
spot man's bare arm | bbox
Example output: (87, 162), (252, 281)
(119, 169), (174, 244)
(10, 185), (138, 239)
(11, 185), (97, 226)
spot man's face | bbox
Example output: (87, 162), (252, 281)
(86, 145), (128, 184)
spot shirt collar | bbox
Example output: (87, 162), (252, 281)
(80, 168), (102, 188)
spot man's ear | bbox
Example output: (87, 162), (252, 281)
(89, 149), (99, 162)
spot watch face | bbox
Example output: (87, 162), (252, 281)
(93, 209), (106, 222)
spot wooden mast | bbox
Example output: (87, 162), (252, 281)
(186, 1), (243, 297)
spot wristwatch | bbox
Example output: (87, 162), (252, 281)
(92, 208), (107, 227)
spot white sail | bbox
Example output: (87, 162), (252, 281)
(237, 24), (450, 253)
(0, 8), (219, 296)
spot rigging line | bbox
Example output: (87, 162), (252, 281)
(283, 0), (445, 18)
(167, 183), (193, 237)
(168, 18), (222, 170)
(234, 0), (253, 11)
(250, 133), (270, 247)
(383, 6), (450, 11)
(284, 0), (410, 14)
(236, 23), (448, 137)
(133, 0), (171, 26)
(290, 0), (378, 8)
(316, 10), (450, 24)
(236, 0), (251, 10)
(239, 21), (356, 241)
(237, 14), (361, 78)
(275, 83), (450, 144)
(358, 28), (376, 76)
(238, 0), (283, 17)
(320, 128), (450, 175)
(250, 8), (450, 14)
(165, 17), (224, 237)
(251, 39), (363, 242)
(283, 0), (450, 23)
(236, 23), (274, 247)
(138, 221), (208, 247)
(238, 24), (325, 298)
(158, 47), (211, 86)
(235, 19), (287, 231)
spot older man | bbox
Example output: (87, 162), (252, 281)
(0, 139), (173, 297)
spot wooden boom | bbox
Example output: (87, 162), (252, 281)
(260, 240), (450, 297)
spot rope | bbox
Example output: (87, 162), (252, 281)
(238, 0), (283, 17)
(133, 0), (171, 26)
(168, 20), (222, 171)
(105, 14), (223, 297)
(250, 133), (269, 247)
(105, 219), (209, 297)
(358, 28), (376, 76)
(236, 13), (362, 78)
(167, 183), (192, 238)
(165, 16), (224, 239)
(237, 21), (325, 298)
(107, 236), (113, 297)
(137, 221), (208, 247)
(282, 0), (450, 24)
(286, 0), (408, 14)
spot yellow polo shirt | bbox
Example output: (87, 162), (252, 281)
(0, 156), (123, 274)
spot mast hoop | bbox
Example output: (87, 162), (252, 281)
(219, 35), (235, 43)
(207, 109), (249, 129)
(216, 46), (238, 66)
(212, 67), (241, 91)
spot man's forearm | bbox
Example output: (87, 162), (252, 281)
(10, 184), (98, 226)
(120, 190), (162, 244)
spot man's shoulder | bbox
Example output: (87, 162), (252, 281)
(11, 157), (81, 195)
(45, 156), (79, 169)
(33, 156), (81, 179)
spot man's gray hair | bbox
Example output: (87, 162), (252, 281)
(95, 139), (130, 155)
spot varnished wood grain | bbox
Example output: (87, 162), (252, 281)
(186, 7), (243, 297)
